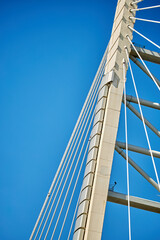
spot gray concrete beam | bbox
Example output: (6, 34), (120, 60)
(108, 191), (160, 214)
(116, 141), (160, 158)
(130, 46), (160, 64)
(126, 94), (160, 110)
(130, 55), (160, 87)
(115, 145), (160, 192)
(124, 99), (160, 138)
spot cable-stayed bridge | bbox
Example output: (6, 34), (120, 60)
(30, 0), (160, 239)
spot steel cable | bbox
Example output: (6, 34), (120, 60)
(125, 46), (160, 190)
(33, 43), (108, 240)
(55, 142), (90, 240)
(123, 58), (132, 240)
(39, 59), (107, 239)
(128, 26), (160, 50)
(131, 5), (160, 12)
(43, 76), (103, 239)
(30, 43), (108, 240)
(127, 36), (160, 91)
(130, 17), (160, 24)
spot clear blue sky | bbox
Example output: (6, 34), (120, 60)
(0, 0), (160, 239)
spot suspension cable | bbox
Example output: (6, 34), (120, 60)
(127, 36), (160, 91)
(67, 191), (81, 240)
(30, 45), (108, 240)
(57, 141), (90, 240)
(131, 5), (160, 12)
(39, 84), (100, 239)
(131, 0), (143, 5)
(128, 26), (160, 50)
(33, 43), (107, 240)
(34, 89), (92, 239)
(50, 140), (90, 239)
(123, 58), (132, 240)
(129, 17), (160, 24)
(34, 44), (108, 239)
(41, 73), (103, 239)
(46, 106), (96, 240)
(125, 47), (160, 190)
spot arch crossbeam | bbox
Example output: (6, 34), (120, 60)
(130, 46), (160, 64)
(107, 191), (160, 214)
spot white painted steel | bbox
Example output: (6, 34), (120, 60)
(57, 142), (90, 240)
(123, 59), (131, 240)
(124, 99), (160, 137)
(116, 141), (160, 159)
(115, 145), (160, 192)
(128, 26), (160, 50)
(34, 60), (105, 240)
(131, 0), (143, 5)
(74, 0), (137, 239)
(130, 16), (160, 24)
(131, 5), (160, 12)
(126, 95), (160, 110)
(30, 44), (109, 240)
(30, 0), (160, 239)
(125, 47), (160, 190)
(130, 55), (160, 87)
(130, 46), (160, 64)
(128, 38), (160, 90)
(107, 191), (160, 214)
(42, 82), (105, 240)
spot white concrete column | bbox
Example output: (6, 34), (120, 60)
(73, 0), (137, 239)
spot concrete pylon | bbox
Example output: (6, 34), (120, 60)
(73, 0), (137, 239)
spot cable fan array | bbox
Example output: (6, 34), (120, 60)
(116, 2), (160, 239)
(30, 1), (160, 240)
(30, 45), (109, 240)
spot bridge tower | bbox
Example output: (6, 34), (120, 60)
(73, 0), (137, 239)
(30, 0), (160, 239)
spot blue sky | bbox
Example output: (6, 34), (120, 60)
(0, 0), (160, 239)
